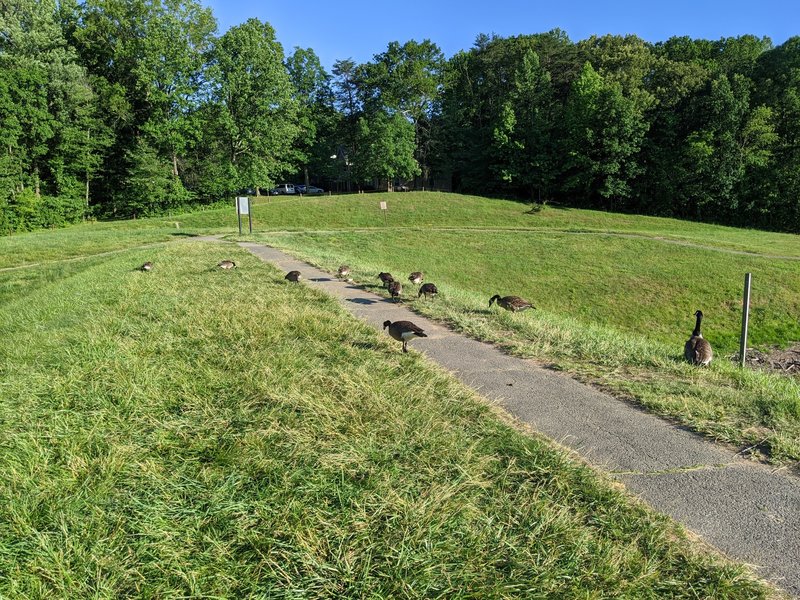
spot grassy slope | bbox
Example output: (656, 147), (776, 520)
(198, 192), (800, 258)
(192, 192), (800, 463)
(0, 242), (770, 597)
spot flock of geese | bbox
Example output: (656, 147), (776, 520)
(137, 260), (713, 363)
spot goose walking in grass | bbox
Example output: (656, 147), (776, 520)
(408, 272), (424, 286)
(337, 265), (351, 279)
(138, 261), (153, 272)
(378, 272), (395, 288)
(685, 310), (713, 366)
(218, 260), (237, 270)
(388, 280), (402, 302)
(383, 320), (427, 353)
(418, 283), (438, 299)
(285, 270), (301, 283)
(489, 295), (535, 312)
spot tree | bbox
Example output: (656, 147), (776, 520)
(286, 47), (337, 188)
(359, 40), (444, 185)
(354, 111), (420, 187)
(489, 49), (556, 200)
(209, 18), (298, 194)
(562, 62), (649, 209)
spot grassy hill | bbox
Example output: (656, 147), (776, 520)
(0, 240), (773, 596)
(213, 192), (800, 464)
(3, 192), (799, 462)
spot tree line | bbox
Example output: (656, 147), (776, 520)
(2, 0), (799, 233)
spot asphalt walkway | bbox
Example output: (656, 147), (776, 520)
(240, 241), (800, 596)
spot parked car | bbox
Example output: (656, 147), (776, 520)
(295, 184), (324, 194)
(270, 183), (296, 195)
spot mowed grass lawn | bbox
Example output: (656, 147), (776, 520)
(220, 193), (800, 463)
(0, 242), (772, 596)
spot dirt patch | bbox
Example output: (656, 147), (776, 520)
(740, 343), (800, 376)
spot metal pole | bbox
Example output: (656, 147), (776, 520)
(248, 211), (252, 234)
(237, 199), (242, 235)
(739, 272), (752, 368)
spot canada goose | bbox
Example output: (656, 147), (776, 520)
(138, 261), (153, 272)
(418, 283), (438, 299)
(378, 272), (395, 288)
(408, 272), (424, 286)
(685, 310), (713, 366)
(383, 320), (427, 353)
(218, 260), (237, 270)
(388, 280), (402, 302)
(337, 265), (351, 279)
(285, 270), (301, 283)
(489, 295), (535, 312)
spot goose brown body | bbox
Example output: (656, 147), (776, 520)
(408, 272), (424, 285)
(218, 260), (237, 270)
(685, 310), (713, 366)
(378, 272), (395, 288)
(383, 320), (427, 352)
(388, 280), (402, 302)
(139, 261), (153, 272)
(418, 283), (438, 299)
(285, 270), (301, 282)
(489, 295), (534, 312)
(337, 265), (351, 278)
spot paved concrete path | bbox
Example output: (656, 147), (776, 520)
(240, 242), (800, 596)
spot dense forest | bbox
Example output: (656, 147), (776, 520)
(2, 0), (800, 233)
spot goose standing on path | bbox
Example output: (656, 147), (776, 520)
(285, 270), (302, 283)
(685, 310), (713, 366)
(337, 265), (351, 279)
(218, 260), (237, 270)
(139, 261), (153, 272)
(383, 320), (427, 353)
(489, 295), (535, 312)
(378, 272), (395, 288)
(388, 280), (402, 302)
(408, 272), (424, 286)
(418, 283), (438, 299)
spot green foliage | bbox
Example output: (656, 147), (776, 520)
(3, 6), (800, 235)
(209, 19), (299, 193)
(562, 62), (649, 207)
(354, 111), (420, 185)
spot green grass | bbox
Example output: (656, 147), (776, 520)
(0, 242), (773, 597)
(199, 191), (800, 258)
(260, 227), (800, 463)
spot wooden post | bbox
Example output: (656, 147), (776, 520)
(739, 272), (752, 368)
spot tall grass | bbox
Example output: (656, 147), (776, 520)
(0, 243), (772, 596)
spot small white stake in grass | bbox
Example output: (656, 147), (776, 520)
(380, 201), (388, 226)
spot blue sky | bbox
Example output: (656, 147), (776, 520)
(203, 0), (798, 70)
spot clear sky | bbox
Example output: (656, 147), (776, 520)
(203, 0), (798, 70)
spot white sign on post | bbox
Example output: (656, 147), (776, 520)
(379, 201), (387, 210)
(237, 196), (250, 215)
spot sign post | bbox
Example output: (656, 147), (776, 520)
(236, 196), (252, 235)
(380, 201), (388, 226)
(739, 272), (752, 367)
